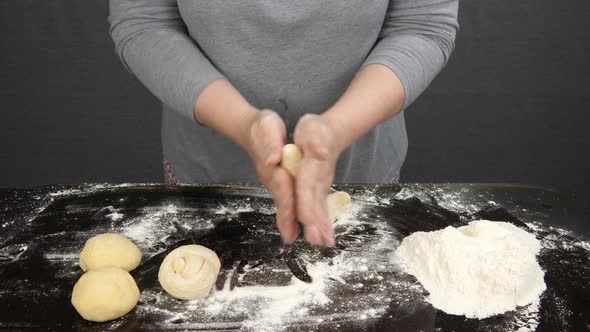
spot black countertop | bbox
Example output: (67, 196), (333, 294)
(0, 183), (588, 331)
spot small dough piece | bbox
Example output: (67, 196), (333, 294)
(280, 144), (352, 221)
(71, 267), (140, 322)
(158, 245), (221, 300)
(79, 233), (142, 272)
(281, 144), (303, 177)
(327, 191), (352, 221)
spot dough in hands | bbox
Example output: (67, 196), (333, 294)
(71, 267), (140, 322)
(158, 245), (221, 300)
(79, 233), (142, 272)
(280, 144), (351, 221)
(281, 144), (303, 177)
(327, 191), (352, 221)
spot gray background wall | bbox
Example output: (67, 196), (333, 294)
(1, 1), (589, 201)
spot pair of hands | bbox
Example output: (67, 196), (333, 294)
(244, 110), (343, 247)
(195, 66), (405, 247)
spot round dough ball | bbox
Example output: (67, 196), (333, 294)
(79, 233), (141, 272)
(158, 245), (221, 300)
(327, 191), (352, 221)
(71, 267), (140, 322)
(281, 144), (303, 177)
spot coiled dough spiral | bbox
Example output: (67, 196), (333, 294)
(158, 245), (221, 300)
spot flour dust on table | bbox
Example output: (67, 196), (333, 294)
(0, 183), (589, 331)
(124, 196), (412, 330)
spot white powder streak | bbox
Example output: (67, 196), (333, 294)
(43, 184), (566, 330)
(106, 212), (124, 221)
(203, 261), (332, 324)
(44, 253), (78, 260)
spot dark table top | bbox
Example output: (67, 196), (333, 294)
(0, 183), (589, 332)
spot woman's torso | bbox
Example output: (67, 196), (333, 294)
(163, 0), (407, 183)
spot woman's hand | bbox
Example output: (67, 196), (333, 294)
(292, 114), (344, 247)
(195, 81), (299, 243)
(243, 110), (299, 244)
(291, 65), (405, 246)
(196, 64), (406, 247)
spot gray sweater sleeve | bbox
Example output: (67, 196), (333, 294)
(108, 0), (225, 123)
(363, 0), (459, 109)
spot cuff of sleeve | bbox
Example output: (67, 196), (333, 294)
(362, 34), (447, 110)
(187, 75), (226, 126)
(166, 51), (226, 125)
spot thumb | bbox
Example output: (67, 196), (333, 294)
(264, 143), (282, 166)
(257, 111), (286, 166)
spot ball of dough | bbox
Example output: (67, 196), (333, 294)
(158, 245), (221, 300)
(71, 267), (140, 322)
(281, 144), (303, 177)
(327, 191), (352, 221)
(79, 233), (142, 272)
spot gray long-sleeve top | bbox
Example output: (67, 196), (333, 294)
(109, 0), (458, 183)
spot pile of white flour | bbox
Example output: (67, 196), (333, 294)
(397, 220), (546, 319)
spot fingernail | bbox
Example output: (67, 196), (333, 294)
(320, 229), (335, 247)
(265, 150), (279, 166)
(306, 226), (323, 246)
(281, 230), (297, 244)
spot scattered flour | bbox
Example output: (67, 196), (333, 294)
(355, 189), (392, 206)
(214, 204), (255, 215)
(575, 241), (590, 251)
(110, 187), (554, 330)
(131, 195), (403, 331)
(122, 204), (188, 248)
(512, 300), (541, 332)
(44, 253), (78, 261)
(38, 184), (585, 330)
(394, 185), (482, 214)
(49, 183), (148, 197)
(331, 203), (364, 227)
(202, 258), (333, 324)
(397, 220), (546, 319)
(527, 221), (590, 252)
(0, 244), (29, 263)
(106, 211), (124, 221)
